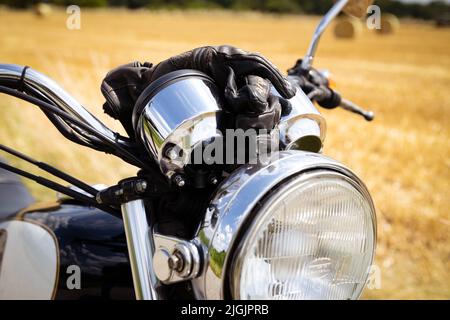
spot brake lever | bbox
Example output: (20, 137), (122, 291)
(294, 74), (375, 122)
(339, 98), (375, 122)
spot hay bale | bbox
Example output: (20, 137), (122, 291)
(377, 14), (400, 35)
(334, 18), (362, 39)
(343, 0), (373, 18)
(33, 3), (52, 18)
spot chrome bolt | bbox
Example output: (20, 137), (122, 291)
(168, 253), (183, 272)
(135, 180), (147, 193)
(173, 244), (193, 278)
(152, 236), (202, 284)
(209, 176), (218, 185)
(153, 248), (187, 283)
(165, 146), (180, 161)
(173, 175), (185, 187)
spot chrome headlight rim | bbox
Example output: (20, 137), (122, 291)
(225, 169), (377, 300)
(195, 150), (376, 300)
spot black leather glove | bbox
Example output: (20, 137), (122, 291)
(101, 61), (153, 137)
(224, 68), (281, 130)
(149, 46), (295, 99)
(101, 45), (295, 135)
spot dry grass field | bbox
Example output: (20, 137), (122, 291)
(0, 8), (449, 299)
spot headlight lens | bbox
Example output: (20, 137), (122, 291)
(230, 171), (376, 300)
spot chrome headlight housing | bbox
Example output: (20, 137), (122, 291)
(195, 151), (376, 300)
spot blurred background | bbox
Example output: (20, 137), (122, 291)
(0, 0), (449, 299)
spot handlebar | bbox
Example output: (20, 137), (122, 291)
(0, 64), (117, 142)
(0, 64), (159, 172)
(293, 73), (375, 122)
(340, 98), (375, 121)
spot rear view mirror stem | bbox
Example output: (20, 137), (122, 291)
(301, 0), (349, 71)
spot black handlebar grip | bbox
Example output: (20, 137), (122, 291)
(318, 88), (342, 109)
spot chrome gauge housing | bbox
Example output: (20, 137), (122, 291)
(133, 69), (327, 183)
(133, 70), (223, 178)
(273, 86), (326, 153)
(193, 151), (376, 300)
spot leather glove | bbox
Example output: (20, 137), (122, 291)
(101, 61), (153, 137)
(148, 45), (295, 99)
(224, 68), (281, 130)
(101, 45), (295, 135)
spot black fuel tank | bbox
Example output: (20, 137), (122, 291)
(20, 201), (135, 300)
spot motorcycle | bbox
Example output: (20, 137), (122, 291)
(0, 0), (376, 300)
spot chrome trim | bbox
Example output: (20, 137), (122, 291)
(56, 184), (107, 200)
(135, 72), (223, 176)
(229, 170), (377, 300)
(121, 200), (159, 300)
(0, 229), (6, 275)
(274, 87), (326, 152)
(0, 64), (117, 141)
(152, 247), (173, 283)
(301, 0), (349, 70)
(152, 233), (203, 285)
(193, 150), (376, 299)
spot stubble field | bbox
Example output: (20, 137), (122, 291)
(0, 8), (449, 299)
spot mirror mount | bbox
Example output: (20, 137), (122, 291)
(300, 0), (349, 72)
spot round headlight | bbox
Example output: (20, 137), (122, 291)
(230, 171), (375, 300)
(196, 151), (376, 300)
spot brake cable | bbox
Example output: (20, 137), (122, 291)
(0, 144), (98, 196)
(0, 160), (119, 217)
(0, 85), (152, 171)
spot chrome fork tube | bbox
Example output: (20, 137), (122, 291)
(121, 199), (159, 300)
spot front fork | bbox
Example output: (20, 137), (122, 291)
(121, 199), (159, 300)
(106, 177), (203, 300)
